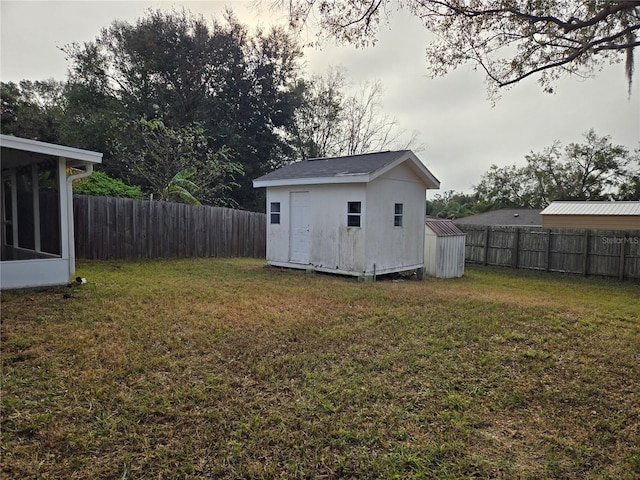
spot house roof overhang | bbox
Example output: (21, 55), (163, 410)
(0, 134), (103, 169)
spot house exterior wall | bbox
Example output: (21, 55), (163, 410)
(1, 135), (101, 289)
(1, 258), (72, 289)
(264, 162), (427, 278)
(541, 215), (640, 230)
(1, 157), (73, 289)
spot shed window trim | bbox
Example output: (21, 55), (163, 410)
(270, 202), (281, 224)
(347, 201), (361, 227)
(394, 203), (403, 228)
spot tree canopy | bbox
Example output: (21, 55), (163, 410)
(473, 130), (638, 208)
(282, 0), (640, 95)
(2, 9), (425, 209)
(61, 9), (305, 210)
(3, 7), (637, 213)
(0, 80), (67, 143)
(426, 190), (480, 219)
(112, 118), (243, 206)
(425, 130), (638, 219)
(290, 67), (418, 159)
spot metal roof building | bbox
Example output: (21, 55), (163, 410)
(540, 201), (640, 230)
(541, 201), (640, 216)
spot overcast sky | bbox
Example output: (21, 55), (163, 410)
(1, 1), (639, 196)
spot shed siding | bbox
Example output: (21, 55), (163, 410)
(542, 215), (640, 230)
(309, 183), (367, 272)
(264, 162), (427, 278)
(438, 235), (466, 278)
(266, 184), (368, 272)
(265, 187), (291, 264)
(424, 229), (465, 278)
(424, 230), (438, 277)
(364, 163), (426, 275)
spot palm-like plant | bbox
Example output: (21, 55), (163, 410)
(163, 167), (201, 205)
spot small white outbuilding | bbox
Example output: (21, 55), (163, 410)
(1, 135), (102, 289)
(424, 218), (466, 278)
(253, 150), (440, 281)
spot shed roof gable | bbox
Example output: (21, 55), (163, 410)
(425, 218), (466, 237)
(253, 150), (439, 189)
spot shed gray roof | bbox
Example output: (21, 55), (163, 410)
(540, 201), (640, 216)
(453, 209), (542, 227)
(425, 218), (466, 236)
(253, 150), (439, 189)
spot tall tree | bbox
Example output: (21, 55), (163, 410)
(62, 9), (305, 209)
(426, 190), (479, 219)
(113, 118), (243, 206)
(474, 130), (637, 208)
(0, 80), (66, 143)
(618, 152), (640, 200)
(341, 79), (417, 155)
(290, 68), (345, 159)
(291, 67), (418, 158)
(561, 129), (635, 199)
(474, 164), (538, 208)
(281, 1), (640, 96)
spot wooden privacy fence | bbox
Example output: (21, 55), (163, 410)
(73, 195), (266, 260)
(458, 224), (640, 281)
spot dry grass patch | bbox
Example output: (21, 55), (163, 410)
(2, 259), (639, 479)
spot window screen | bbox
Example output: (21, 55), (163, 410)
(394, 203), (403, 227)
(347, 201), (361, 227)
(270, 202), (280, 224)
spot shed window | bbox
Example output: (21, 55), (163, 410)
(394, 203), (403, 227)
(347, 201), (361, 227)
(270, 202), (280, 224)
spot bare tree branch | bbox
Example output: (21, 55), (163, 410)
(280, 0), (640, 95)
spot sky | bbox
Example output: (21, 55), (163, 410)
(1, 0), (639, 197)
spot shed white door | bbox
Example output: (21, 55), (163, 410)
(289, 191), (310, 263)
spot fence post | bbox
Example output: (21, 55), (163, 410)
(582, 230), (589, 276)
(512, 227), (520, 268)
(544, 229), (551, 272)
(619, 233), (627, 281)
(483, 227), (489, 265)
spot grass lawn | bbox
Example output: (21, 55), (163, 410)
(1, 259), (639, 479)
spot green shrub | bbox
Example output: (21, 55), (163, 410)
(73, 171), (144, 199)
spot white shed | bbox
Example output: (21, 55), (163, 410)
(253, 150), (440, 281)
(1, 135), (102, 289)
(424, 218), (466, 278)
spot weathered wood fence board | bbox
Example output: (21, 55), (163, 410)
(73, 195), (266, 260)
(459, 224), (640, 281)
